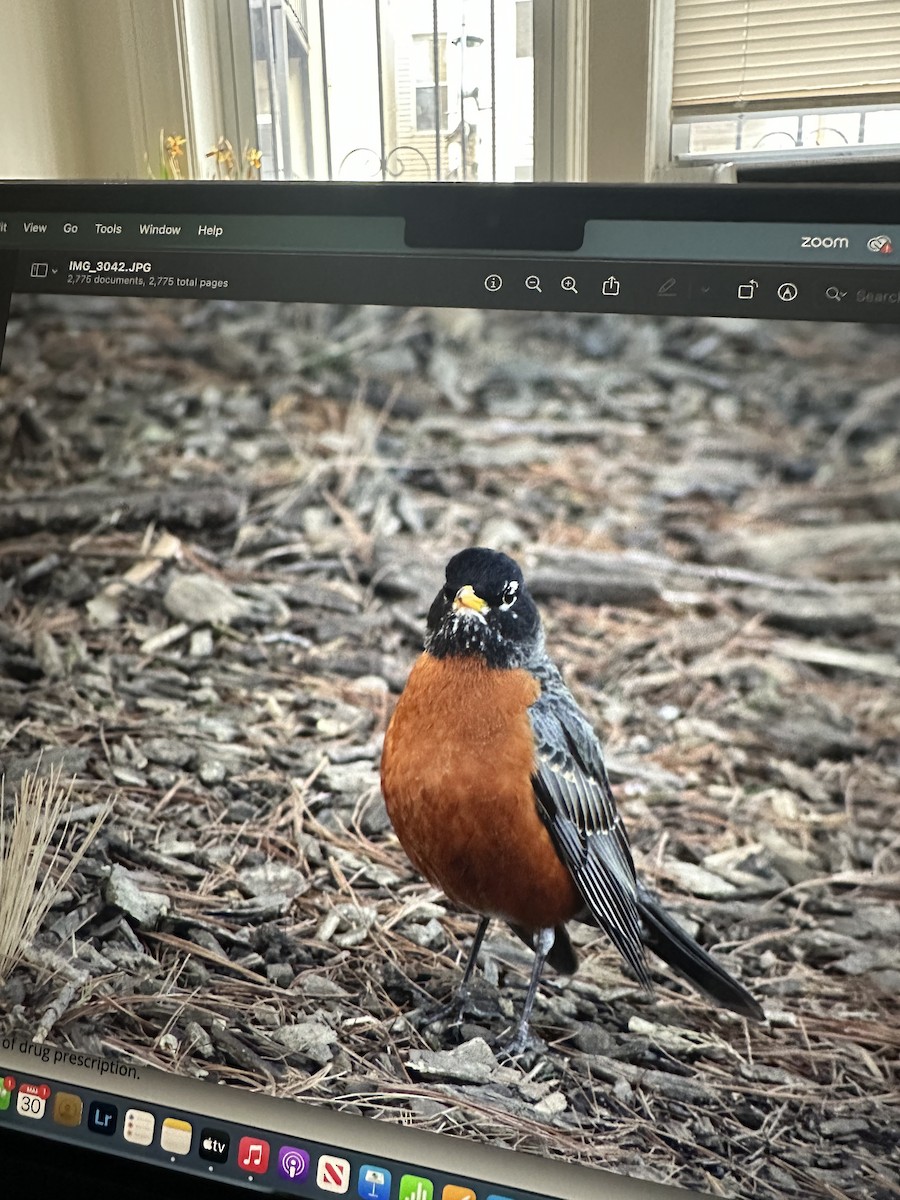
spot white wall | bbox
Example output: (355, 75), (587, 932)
(0, 0), (86, 179)
(0, 0), (186, 180)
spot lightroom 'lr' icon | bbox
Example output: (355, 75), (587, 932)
(399, 1175), (434, 1200)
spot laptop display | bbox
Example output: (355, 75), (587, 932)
(0, 183), (897, 1200)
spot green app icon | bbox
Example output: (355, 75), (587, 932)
(399, 1175), (434, 1200)
(0, 1085), (11, 1112)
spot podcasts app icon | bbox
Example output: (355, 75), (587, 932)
(278, 1145), (310, 1182)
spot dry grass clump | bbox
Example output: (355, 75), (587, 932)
(0, 764), (108, 982)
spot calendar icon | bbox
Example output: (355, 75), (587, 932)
(17, 1081), (50, 1119)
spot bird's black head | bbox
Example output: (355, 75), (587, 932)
(424, 547), (543, 668)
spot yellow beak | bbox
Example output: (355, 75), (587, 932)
(452, 585), (489, 614)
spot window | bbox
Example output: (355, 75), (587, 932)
(249, 0), (316, 179)
(413, 32), (448, 133)
(671, 0), (900, 162)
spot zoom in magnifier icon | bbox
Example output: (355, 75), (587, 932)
(525, 274), (541, 293)
(561, 275), (578, 293)
(826, 286), (847, 301)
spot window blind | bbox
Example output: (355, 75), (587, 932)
(672, 0), (900, 115)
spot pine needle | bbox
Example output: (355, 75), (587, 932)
(0, 763), (109, 983)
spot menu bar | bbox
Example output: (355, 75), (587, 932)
(2, 213), (900, 267)
(0, 213), (407, 253)
(582, 219), (900, 266)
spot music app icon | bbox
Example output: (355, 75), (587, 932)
(237, 1135), (271, 1174)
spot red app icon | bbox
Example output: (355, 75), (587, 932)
(237, 1136), (270, 1174)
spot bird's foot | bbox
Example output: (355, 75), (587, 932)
(497, 1021), (546, 1060)
(422, 976), (500, 1030)
(422, 995), (467, 1028)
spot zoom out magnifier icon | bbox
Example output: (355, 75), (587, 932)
(561, 275), (577, 293)
(525, 274), (541, 292)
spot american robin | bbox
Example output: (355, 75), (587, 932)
(381, 547), (763, 1053)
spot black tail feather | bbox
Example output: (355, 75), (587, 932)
(637, 891), (764, 1022)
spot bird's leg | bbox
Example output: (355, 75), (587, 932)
(500, 925), (555, 1056)
(457, 914), (490, 999)
(424, 916), (490, 1025)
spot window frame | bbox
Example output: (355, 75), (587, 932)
(411, 31), (449, 136)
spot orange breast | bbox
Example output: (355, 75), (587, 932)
(381, 653), (581, 931)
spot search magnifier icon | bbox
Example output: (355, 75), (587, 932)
(826, 286), (846, 301)
(561, 275), (578, 294)
(525, 274), (542, 293)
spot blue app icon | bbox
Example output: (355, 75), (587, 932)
(358, 1164), (392, 1200)
(87, 1100), (118, 1135)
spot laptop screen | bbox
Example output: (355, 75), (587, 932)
(0, 183), (897, 1200)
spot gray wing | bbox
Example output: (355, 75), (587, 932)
(528, 662), (653, 990)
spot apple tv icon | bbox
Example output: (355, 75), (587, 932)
(199, 1127), (231, 1163)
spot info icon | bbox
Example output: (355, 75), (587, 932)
(199, 1127), (231, 1164)
(278, 1145), (310, 1183)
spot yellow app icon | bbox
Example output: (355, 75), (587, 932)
(161, 1116), (193, 1154)
(52, 1092), (83, 1127)
(124, 1108), (156, 1146)
(443, 1187), (476, 1200)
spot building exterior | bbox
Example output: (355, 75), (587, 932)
(250, 0), (535, 182)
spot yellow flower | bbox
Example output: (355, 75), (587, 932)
(246, 147), (262, 171)
(165, 135), (186, 157)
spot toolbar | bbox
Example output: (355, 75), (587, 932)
(7, 248), (900, 324)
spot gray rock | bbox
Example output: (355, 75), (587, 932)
(111, 765), (148, 786)
(366, 345), (418, 375)
(407, 1037), (518, 1085)
(0, 746), (91, 789)
(103, 864), (169, 928)
(534, 1091), (567, 1118)
(238, 861), (310, 901)
(402, 918), (445, 948)
(358, 792), (392, 836)
(573, 1023), (616, 1056)
(142, 737), (196, 768)
(655, 458), (759, 501)
(274, 1020), (338, 1065)
(32, 629), (65, 678)
(832, 947), (900, 976)
(164, 573), (250, 626)
(320, 761), (379, 796)
(662, 861), (739, 900)
(189, 627), (214, 658)
(266, 963), (295, 988)
(297, 977), (350, 1000)
(198, 758), (227, 785)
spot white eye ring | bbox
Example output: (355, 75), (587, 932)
(498, 580), (519, 611)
